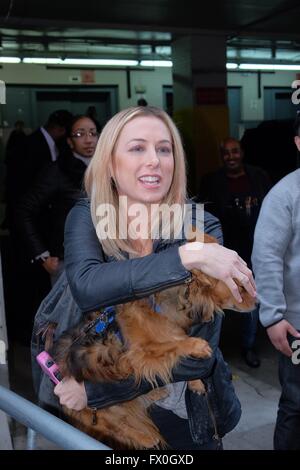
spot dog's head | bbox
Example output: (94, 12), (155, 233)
(187, 269), (256, 322)
(182, 228), (256, 320)
(156, 227), (256, 325)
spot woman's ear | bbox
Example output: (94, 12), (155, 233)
(109, 162), (115, 181)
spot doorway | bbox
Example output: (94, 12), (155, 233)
(264, 87), (300, 121)
(2, 85), (119, 130)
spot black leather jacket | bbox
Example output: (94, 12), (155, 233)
(62, 199), (241, 441)
(64, 199), (223, 311)
(32, 200), (241, 443)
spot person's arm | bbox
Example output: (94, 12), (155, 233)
(252, 186), (292, 328)
(15, 163), (61, 260)
(58, 204), (223, 410)
(64, 200), (254, 313)
(55, 314), (223, 410)
(252, 182), (300, 356)
(84, 318), (221, 409)
(64, 199), (192, 312)
(57, 201), (254, 410)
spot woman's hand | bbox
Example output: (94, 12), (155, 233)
(179, 241), (256, 302)
(54, 377), (87, 411)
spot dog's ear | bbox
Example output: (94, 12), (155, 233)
(191, 269), (214, 288)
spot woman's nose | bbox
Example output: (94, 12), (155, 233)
(146, 148), (160, 166)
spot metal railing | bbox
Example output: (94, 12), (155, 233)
(0, 385), (111, 450)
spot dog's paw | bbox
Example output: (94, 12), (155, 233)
(187, 379), (206, 394)
(146, 387), (169, 401)
(187, 337), (212, 358)
(139, 435), (162, 449)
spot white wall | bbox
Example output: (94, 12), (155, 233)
(0, 63), (173, 110)
(1, 64), (298, 121)
(228, 70), (298, 122)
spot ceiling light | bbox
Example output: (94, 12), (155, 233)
(23, 58), (63, 64)
(239, 63), (300, 71)
(22, 57), (139, 66)
(64, 58), (138, 66)
(0, 56), (21, 63)
(140, 60), (173, 67)
(226, 63), (238, 69)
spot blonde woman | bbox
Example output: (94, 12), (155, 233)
(54, 106), (255, 449)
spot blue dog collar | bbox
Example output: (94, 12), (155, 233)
(95, 306), (116, 334)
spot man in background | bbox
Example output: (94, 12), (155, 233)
(25, 109), (73, 187)
(197, 137), (271, 367)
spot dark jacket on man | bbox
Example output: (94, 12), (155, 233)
(16, 150), (87, 261)
(25, 129), (54, 186)
(197, 164), (271, 265)
(197, 164), (271, 217)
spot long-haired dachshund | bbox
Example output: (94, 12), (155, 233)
(52, 233), (255, 449)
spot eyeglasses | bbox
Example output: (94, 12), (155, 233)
(71, 131), (99, 139)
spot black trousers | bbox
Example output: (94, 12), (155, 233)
(274, 338), (300, 450)
(149, 404), (222, 450)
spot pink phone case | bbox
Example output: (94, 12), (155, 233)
(36, 351), (62, 385)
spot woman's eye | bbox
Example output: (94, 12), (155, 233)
(157, 147), (172, 154)
(130, 146), (144, 152)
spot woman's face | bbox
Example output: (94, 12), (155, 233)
(68, 117), (98, 158)
(112, 116), (174, 207)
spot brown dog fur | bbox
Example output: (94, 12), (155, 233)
(52, 233), (255, 449)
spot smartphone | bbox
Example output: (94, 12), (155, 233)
(36, 351), (62, 385)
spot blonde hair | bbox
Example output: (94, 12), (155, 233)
(84, 106), (187, 259)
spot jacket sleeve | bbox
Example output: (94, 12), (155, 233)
(15, 163), (61, 259)
(65, 199), (224, 408)
(252, 183), (293, 328)
(85, 314), (222, 409)
(64, 199), (191, 312)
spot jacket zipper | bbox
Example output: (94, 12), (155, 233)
(204, 389), (222, 447)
